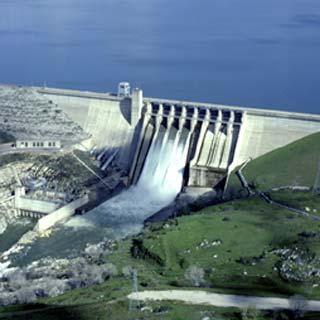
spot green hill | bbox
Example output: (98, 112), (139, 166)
(227, 132), (320, 195)
(1, 191), (320, 320)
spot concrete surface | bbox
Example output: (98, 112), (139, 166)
(35, 195), (89, 231)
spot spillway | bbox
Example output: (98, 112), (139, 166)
(68, 125), (191, 234)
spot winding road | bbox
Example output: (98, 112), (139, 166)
(128, 290), (320, 311)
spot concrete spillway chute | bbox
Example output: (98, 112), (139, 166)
(128, 101), (244, 190)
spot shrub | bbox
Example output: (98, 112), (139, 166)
(0, 293), (15, 306)
(241, 306), (261, 320)
(184, 265), (205, 287)
(122, 266), (134, 278)
(101, 263), (118, 279)
(14, 288), (37, 304)
(7, 269), (28, 290)
(42, 278), (69, 297)
(84, 244), (104, 260)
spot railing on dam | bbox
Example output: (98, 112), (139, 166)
(145, 103), (243, 126)
(144, 97), (320, 122)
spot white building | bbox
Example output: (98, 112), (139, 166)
(15, 140), (61, 149)
(117, 82), (131, 97)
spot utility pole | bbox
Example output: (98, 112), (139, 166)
(314, 160), (320, 193)
(129, 269), (140, 312)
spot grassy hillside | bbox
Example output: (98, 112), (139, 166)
(0, 301), (264, 320)
(227, 132), (320, 195)
(142, 193), (320, 297)
(1, 191), (320, 319)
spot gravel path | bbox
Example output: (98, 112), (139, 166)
(128, 290), (320, 311)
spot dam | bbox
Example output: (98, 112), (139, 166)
(37, 85), (320, 192)
(1, 83), (320, 262)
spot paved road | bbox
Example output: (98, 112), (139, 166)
(128, 290), (320, 311)
(0, 143), (14, 154)
(0, 143), (62, 156)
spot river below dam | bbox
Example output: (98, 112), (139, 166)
(0, 126), (190, 267)
(0, 0), (320, 113)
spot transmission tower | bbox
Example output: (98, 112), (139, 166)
(314, 160), (320, 193)
(129, 269), (140, 312)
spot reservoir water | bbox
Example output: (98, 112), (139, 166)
(0, 0), (319, 113)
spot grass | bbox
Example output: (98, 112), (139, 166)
(0, 300), (262, 320)
(227, 132), (320, 195)
(269, 190), (320, 213)
(1, 192), (320, 319)
(2, 300), (320, 320)
(141, 193), (320, 298)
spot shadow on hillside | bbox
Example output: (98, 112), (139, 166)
(0, 303), (88, 320)
(216, 275), (297, 297)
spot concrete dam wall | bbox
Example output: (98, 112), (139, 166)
(37, 87), (320, 189)
(38, 87), (139, 169)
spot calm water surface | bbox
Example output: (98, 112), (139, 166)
(0, 0), (319, 112)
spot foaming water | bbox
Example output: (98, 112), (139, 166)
(69, 126), (190, 231)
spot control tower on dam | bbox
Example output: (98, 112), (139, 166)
(37, 86), (320, 189)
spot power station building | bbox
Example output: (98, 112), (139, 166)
(15, 140), (61, 149)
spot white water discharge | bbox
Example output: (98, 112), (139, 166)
(67, 125), (191, 235)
